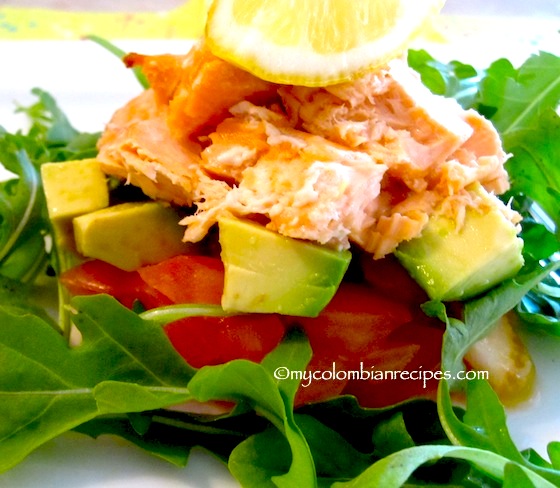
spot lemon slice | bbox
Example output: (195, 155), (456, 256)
(205, 0), (446, 87)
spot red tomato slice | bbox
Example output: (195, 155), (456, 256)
(63, 255), (286, 370)
(60, 260), (172, 309)
(296, 282), (414, 363)
(140, 255), (286, 368)
(291, 282), (416, 406)
(165, 314), (286, 368)
(138, 254), (224, 305)
(62, 254), (444, 408)
(294, 354), (350, 406)
(342, 318), (444, 407)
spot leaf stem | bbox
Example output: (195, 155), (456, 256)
(139, 303), (234, 326)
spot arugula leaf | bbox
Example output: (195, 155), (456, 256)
(331, 444), (557, 488)
(370, 411), (416, 458)
(75, 409), (266, 468)
(328, 384), (560, 488)
(299, 396), (449, 453)
(0, 294), (195, 473)
(0, 89), (100, 305)
(0, 147), (47, 284)
(504, 463), (544, 488)
(505, 108), (560, 238)
(479, 53), (560, 145)
(408, 49), (482, 108)
(75, 415), (194, 467)
(467, 52), (560, 240)
(519, 218), (559, 262)
(188, 328), (317, 488)
(549, 443), (560, 470)
(229, 426), (295, 488)
(487, 53), (560, 335)
(438, 380), (524, 463)
(12, 88), (99, 163)
(472, 57), (518, 120)
(518, 271), (560, 335)
(228, 413), (373, 488)
(297, 414), (372, 482)
(437, 380), (560, 486)
(0, 274), (59, 329)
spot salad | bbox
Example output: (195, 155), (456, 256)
(1, 6), (560, 488)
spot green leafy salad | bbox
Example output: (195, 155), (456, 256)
(0, 45), (560, 488)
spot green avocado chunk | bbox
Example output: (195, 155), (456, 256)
(73, 201), (193, 271)
(41, 159), (109, 221)
(218, 217), (351, 317)
(41, 159), (110, 260)
(394, 185), (524, 302)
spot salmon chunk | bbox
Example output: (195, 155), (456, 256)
(96, 42), (515, 258)
(97, 89), (229, 209)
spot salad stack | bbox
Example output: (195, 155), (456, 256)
(0, 0), (560, 486)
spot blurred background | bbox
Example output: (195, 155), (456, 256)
(0, 0), (557, 70)
(444, 0), (559, 16)
(0, 0), (558, 16)
(0, 0), (183, 10)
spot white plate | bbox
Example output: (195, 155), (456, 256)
(1, 13), (559, 487)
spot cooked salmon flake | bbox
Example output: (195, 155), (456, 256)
(96, 41), (517, 258)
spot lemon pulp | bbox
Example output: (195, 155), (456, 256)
(205, 0), (446, 86)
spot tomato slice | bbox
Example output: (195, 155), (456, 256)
(342, 318), (444, 407)
(138, 255), (285, 368)
(294, 354), (350, 406)
(138, 255), (225, 305)
(292, 282), (417, 406)
(62, 254), (444, 408)
(60, 260), (172, 309)
(296, 282), (414, 363)
(63, 256), (287, 370)
(165, 314), (286, 368)
(139, 255), (286, 368)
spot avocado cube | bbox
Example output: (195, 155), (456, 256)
(218, 217), (351, 317)
(394, 186), (524, 302)
(41, 159), (109, 221)
(41, 159), (110, 258)
(73, 201), (192, 271)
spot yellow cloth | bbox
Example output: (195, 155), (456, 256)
(0, 0), (207, 39)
